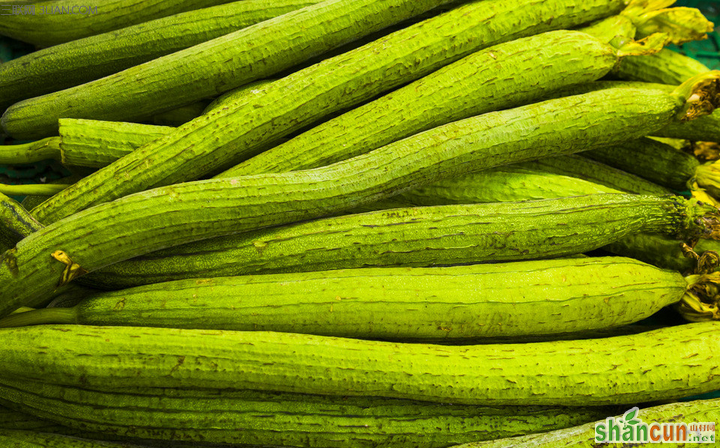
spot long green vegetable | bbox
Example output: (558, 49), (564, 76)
(19, 174), (87, 214)
(4, 257), (706, 339)
(582, 137), (702, 191)
(453, 398), (720, 447)
(218, 28), (637, 178)
(381, 149), (705, 282)
(0, 138), (61, 165)
(149, 101), (211, 127)
(0, 21), (630, 173)
(0, 405), (62, 432)
(0, 0), (318, 110)
(58, 120), (173, 169)
(616, 47), (711, 85)
(656, 109), (720, 142)
(2, 0), (452, 140)
(358, 155), (667, 211)
(599, 75), (720, 143)
(519, 155), (673, 195)
(0, 82), (714, 318)
(0, 0), (239, 47)
(77, 194), (720, 290)
(0, 81), (274, 169)
(0, 193), (42, 254)
(0, 184), (68, 197)
(0, 379), (613, 448)
(0, 428), (148, 448)
(23, 0), (629, 222)
(1, 322), (719, 406)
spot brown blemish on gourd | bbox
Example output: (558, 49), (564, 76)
(168, 356), (186, 377)
(1, 248), (19, 277)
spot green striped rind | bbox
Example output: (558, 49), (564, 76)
(79, 194), (706, 290)
(0, 322), (719, 405)
(44, 22), (621, 174)
(57, 80), (275, 169)
(0, 380), (614, 448)
(604, 233), (694, 272)
(2, 0), (453, 140)
(58, 120), (173, 169)
(615, 47), (711, 85)
(376, 165), (619, 208)
(574, 80), (720, 142)
(6, 258), (688, 340)
(0, 405), (72, 433)
(0, 87), (700, 317)
(453, 398), (720, 447)
(0, 0), (318, 110)
(582, 137), (700, 192)
(357, 156), (668, 210)
(0, 0), (238, 47)
(523, 155), (673, 195)
(608, 234), (720, 274)
(0, 429), (148, 448)
(24, 0), (628, 222)
(218, 29), (620, 177)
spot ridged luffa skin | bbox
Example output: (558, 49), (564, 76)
(81, 194), (715, 290)
(3, 257), (688, 340)
(21, 0), (627, 222)
(0, 0), (319, 110)
(30, 28), (618, 173)
(0, 379), (614, 448)
(616, 47), (711, 85)
(217, 29), (621, 178)
(364, 154), (668, 211)
(0, 86), (703, 318)
(0, 428), (146, 448)
(2, 0), (454, 140)
(0, 0), (238, 46)
(582, 137), (700, 191)
(0, 322), (718, 406)
(499, 155), (672, 195)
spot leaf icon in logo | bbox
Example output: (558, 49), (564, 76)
(623, 407), (641, 425)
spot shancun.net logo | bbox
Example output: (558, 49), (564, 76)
(595, 407), (716, 444)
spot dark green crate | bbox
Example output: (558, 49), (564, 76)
(672, 0), (720, 69)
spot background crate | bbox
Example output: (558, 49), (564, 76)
(670, 0), (720, 69)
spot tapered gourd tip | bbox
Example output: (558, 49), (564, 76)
(623, 0), (714, 45)
(673, 72), (720, 122)
(690, 185), (720, 210)
(613, 32), (669, 58)
(0, 306), (77, 328)
(693, 162), (720, 201)
(683, 197), (720, 240)
(692, 141), (720, 162)
(679, 270), (720, 322)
